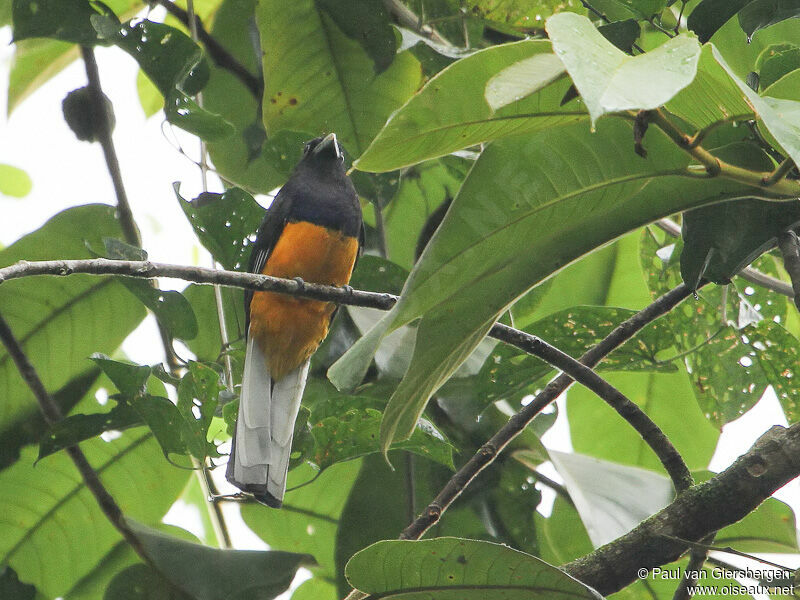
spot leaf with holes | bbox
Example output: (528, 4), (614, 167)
(175, 184), (264, 271)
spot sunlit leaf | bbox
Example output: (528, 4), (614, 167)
(0, 164), (32, 197)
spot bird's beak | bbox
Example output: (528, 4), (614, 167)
(313, 132), (342, 160)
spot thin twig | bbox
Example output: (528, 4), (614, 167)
(673, 533), (715, 600)
(655, 218), (795, 298)
(778, 231), (800, 312)
(0, 313), (156, 568)
(373, 198), (389, 260)
(762, 158), (798, 187)
(382, 0), (452, 46)
(152, 0), (262, 99)
(512, 451), (574, 506)
(492, 323), (693, 492)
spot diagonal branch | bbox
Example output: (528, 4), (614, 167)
(0, 313), (155, 568)
(564, 423), (800, 595)
(152, 0), (263, 99)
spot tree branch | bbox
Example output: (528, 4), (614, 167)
(564, 423), (800, 595)
(382, 0), (452, 46)
(152, 0), (263, 99)
(398, 284), (695, 541)
(492, 323), (693, 492)
(0, 313), (155, 568)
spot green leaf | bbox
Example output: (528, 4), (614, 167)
(37, 402), (141, 461)
(106, 521), (313, 600)
(133, 394), (191, 461)
(588, 0), (669, 20)
(0, 163), (32, 197)
(712, 44), (800, 166)
(568, 371), (720, 472)
(315, 0), (396, 73)
(0, 434), (189, 598)
(0, 566), (37, 600)
(598, 19), (642, 53)
(307, 400), (454, 470)
(549, 450), (674, 547)
(203, 0), (297, 194)
(0, 205), (146, 434)
(175, 184), (264, 271)
(345, 537), (603, 599)
(103, 564), (189, 600)
(163, 90), (234, 142)
(118, 280), (199, 341)
(12, 0), (112, 44)
(757, 43), (800, 90)
(739, 0), (800, 40)
(136, 68), (162, 118)
(355, 40), (584, 172)
(681, 198), (800, 287)
(688, 0), (753, 43)
(241, 461), (361, 578)
(181, 283), (245, 363)
(330, 119), (788, 454)
(666, 44), (755, 129)
(535, 497), (594, 565)
(547, 12), (701, 125)
(176, 362), (223, 459)
(257, 0), (423, 156)
(716, 496), (799, 553)
(89, 354), (151, 396)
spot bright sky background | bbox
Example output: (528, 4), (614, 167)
(1, 13), (799, 599)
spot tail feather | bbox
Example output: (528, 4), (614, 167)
(226, 331), (309, 508)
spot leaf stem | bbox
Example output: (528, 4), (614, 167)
(761, 158), (797, 187)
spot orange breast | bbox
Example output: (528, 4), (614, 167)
(248, 221), (360, 380)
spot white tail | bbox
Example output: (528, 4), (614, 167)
(226, 333), (309, 507)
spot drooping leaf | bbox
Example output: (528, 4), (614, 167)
(330, 119), (790, 454)
(118, 282), (199, 341)
(163, 90), (234, 141)
(354, 40), (584, 172)
(598, 19), (641, 53)
(549, 450), (674, 548)
(739, 0), (800, 40)
(315, 0), (397, 73)
(174, 184), (264, 271)
(0, 163), (32, 197)
(0, 205), (146, 434)
(104, 521), (313, 600)
(0, 436), (189, 598)
(89, 355), (151, 396)
(688, 0), (753, 43)
(547, 12), (701, 125)
(345, 537), (603, 599)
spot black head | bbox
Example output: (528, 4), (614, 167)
(298, 133), (346, 173)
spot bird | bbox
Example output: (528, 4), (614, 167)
(226, 133), (363, 507)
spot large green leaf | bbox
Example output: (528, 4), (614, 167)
(344, 537), (603, 599)
(547, 13), (701, 126)
(738, 0), (800, 40)
(354, 40), (584, 172)
(665, 44), (755, 129)
(716, 496), (799, 553)
(0, 205), (146, 434)
(568, 370), (720, 473)
(688, 0), (753, 43)
(12, 0), (112, 44)
(329, 119), (789, 453)
(0, 434), (188, 598)
(257, 0), (422, 156)
(105, 521), (312, 600)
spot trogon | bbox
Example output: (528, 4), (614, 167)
(226, 133), (363, 507)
